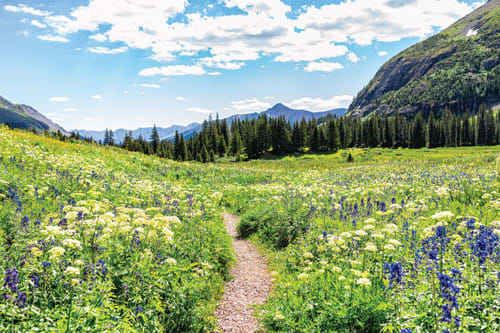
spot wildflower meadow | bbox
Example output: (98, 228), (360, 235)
(0, 126), (499, 332)
(227, 149), (500, 332)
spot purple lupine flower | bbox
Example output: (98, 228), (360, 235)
(4, 268), (19, 292)
(437, 273), (460, 326)
(471, 225), (499, 267)
(16, 292), (26, 308)
(383, 262), (404, 289)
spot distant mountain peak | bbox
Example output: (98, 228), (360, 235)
(74, 104), (347, 143)
(269, 103), (290, 110)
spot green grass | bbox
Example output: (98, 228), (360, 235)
(1, 126), (499, 332)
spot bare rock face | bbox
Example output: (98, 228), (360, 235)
(348, 0), (500, 117)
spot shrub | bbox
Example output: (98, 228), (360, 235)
(237, 205), (272, 238)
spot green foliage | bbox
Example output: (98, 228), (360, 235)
(223, 144), (500, 333)
(237, 207), (268, 238)
(2, 125), (499, 332)
(0, 204), (18, 251)
(239, 202), (309, 249)
(0, 127), (237, 331)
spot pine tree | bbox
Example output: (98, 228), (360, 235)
(231, 128), (242, 159)
(173, 131), (180, 160)
(477, 106), (487, 145)
(486, 109), (496, 145)
(367, 118), (379, 147)
(109, 130), (114, 146)
(201, 145), (209, 163)
(150, 125), (160, 154)
(179, 134), (187, 161)
(122, 131), (133, 150)
(410, 112), (425, 148)
(256, 115), (270, 154)
(311, 126), (320, 152)
(218, 136), (227, 157)
(462, 115), (471, 146)
(327, 121), (341, 151)
(383, 118), (393, 147)
(104, 129), (109, 145)
(427, 112), (438, 148)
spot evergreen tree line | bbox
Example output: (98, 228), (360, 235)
(104, 106), (500, 162)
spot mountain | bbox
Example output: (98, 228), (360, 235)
(75, 123), (200, 144)
(74, 103), (346, 143)
(348, 0), (500, 117)
(234, 103), (345, 124)
(0, 95), (67, 133)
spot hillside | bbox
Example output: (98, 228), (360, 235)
(0, 95), (67, 133)
(74, 103), (346, 143)
(348, 0), (500, 117)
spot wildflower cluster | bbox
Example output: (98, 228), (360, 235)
(0, 128), (234, 331)
(225, 146), (500, 332)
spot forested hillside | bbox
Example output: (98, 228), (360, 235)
(103, 107), (500, 162)
(349, 0), (500, 117)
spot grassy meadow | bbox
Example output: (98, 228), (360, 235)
(0, 126), (499, 332)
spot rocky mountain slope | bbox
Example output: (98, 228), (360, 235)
(348, 0), (500, 117)
(0, 95), (67, 133)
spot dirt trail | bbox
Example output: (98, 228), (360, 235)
(215, 213), (272, 333)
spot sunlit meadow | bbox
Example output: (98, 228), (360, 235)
(0, 126), (499, 332)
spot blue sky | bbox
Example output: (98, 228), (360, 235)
(0, 0), (484, 130)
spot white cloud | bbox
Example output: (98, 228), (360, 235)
(63, 108), (77, 112)
(123, 90), (129, 94)
(288, 95), (353, 111)
(89, 33), (107, 42)
(176, 96), (185, 101)
(208, 71), (221, 76)
(43, 112), (67, 122)
(4, 4), (50, 16)
(231, 98), (271, 113)
(187, 107), (214, 114)
(85, 117), (95, 121)
(347, 52), (360, 63)
(87, 46), (128, 54)
(139, 65), (206, 77)
(224, 0), (291, 17)
(138, 83), (160, 88)
(91, 95), (103, 100)
(378, 51), (388, 56)
(304, 61), (343, 72)
(29, 0), (476, 69)
(38, 35), (69, 43)
(39, 0), (347, 65)
(296, 0), (475, 46)
(48, 97), (69, 102)
(472, 2), (485, 9)
(30, 20), (46, 28)
(198, 58), (246, 70)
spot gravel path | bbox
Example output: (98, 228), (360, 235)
(215, 213), (272, 333)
